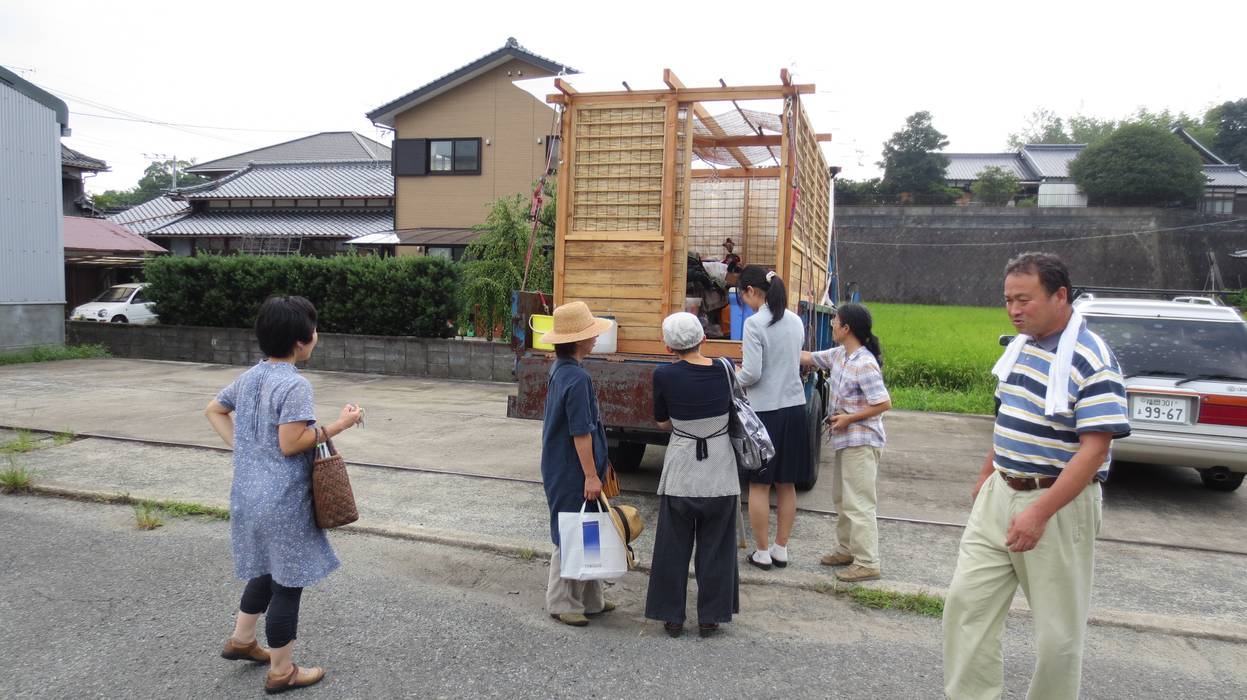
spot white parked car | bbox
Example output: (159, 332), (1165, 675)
(70, 283), (158, 325)
(1074, 294), (1247, 491)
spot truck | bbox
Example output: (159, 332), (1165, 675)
(506, 68), (837, 490)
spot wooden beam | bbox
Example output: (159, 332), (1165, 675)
(780, 68), (792, 87)
(691, 167), (781, 178)
(665, 68), (754, 169)
(659, 98), (678, 316)
(546, 84), (815, 105)
(555, 78), (577, 96)
(553, 106), (573, 306)
(694, 134), (783, 148)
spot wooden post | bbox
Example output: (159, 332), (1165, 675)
(740, 177), (751, 265)
(553, 101), (573, 306)
(776, 98), (792, 284)
(660, 97), (679, 314)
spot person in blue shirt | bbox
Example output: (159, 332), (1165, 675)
(538, 301), (616, 627)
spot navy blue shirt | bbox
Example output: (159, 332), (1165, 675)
(540, 358), (609, 546)
(653, 359), (732, 422)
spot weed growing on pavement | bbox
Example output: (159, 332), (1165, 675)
(0, 458), (34, 493)
(133, 502), (164, 530)
(157, 500), (230, 520)
(519, 547), (536, 561)
(0, 429), (39, 454)
(0, 344), (109, 366)
(52, 430), (75, 446)
(848, 586), (944, 618)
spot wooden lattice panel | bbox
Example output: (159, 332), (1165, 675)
(570, 105), (667, 232)
(788, 100), (831, 305)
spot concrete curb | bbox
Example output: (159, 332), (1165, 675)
(13, 483), (1246, 645)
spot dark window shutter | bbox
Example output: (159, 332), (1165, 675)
(393, 138), (427, 176)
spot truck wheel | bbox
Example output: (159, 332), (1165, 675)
(796, 386), (826, 492)
(609, 441), (646, 472)
(1199, 467), (1244, 492)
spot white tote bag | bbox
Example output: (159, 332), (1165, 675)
(558, 499), (628, 581)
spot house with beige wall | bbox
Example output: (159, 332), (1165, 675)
(365, 38), (573, 258)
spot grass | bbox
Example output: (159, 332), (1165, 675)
(847, 586), (945, 618)
(133, 502), (164, 530)
(0, 428), (39, 454)
(52, 430), (75, 447)
(869, 303), (1013, 415)
(0, 459), (34, 494)
(155, 499), (230, 520)
(0, 344), (109, 366)
(518, 547), (536, 561)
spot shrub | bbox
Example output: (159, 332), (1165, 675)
(1016, 197), (1038, 208)
(143, 254), (458, 337)
(972, 166), (1021, 205)
(1069, 123), (1205, 206)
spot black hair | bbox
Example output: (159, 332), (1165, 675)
(554, 342), (578, 360)
(836, 303), (883, 368)
(255, 295), (317, 358)
(1005, 252), (1071, 299)
(736, 265), (787, 326)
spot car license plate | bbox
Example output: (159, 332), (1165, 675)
(1131, 395), (1189, 424)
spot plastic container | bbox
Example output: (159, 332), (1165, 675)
(529, 314), (554, 350)
(591, 316), (617, 354)
(728, 291), (756, 340)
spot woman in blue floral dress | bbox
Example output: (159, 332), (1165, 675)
(206, 296), (363, 694)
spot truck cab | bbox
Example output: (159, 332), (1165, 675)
(506, 69), (836, 490)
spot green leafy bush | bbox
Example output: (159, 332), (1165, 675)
(143, 254), (458, 337)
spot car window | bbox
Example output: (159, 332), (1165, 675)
(1084, 314), (1247, 378)
(94, 286), (132, 303)
(131, 289), (149, 303)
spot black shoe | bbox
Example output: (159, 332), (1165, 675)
(664, 622), (684, 638)
(698, 623), (721, 638)
(771, 556), (788, 569)
(747, 551), (772, 571)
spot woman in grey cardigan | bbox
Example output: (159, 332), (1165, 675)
(645, 312), (741, 638)
(735, 266), (810, 570)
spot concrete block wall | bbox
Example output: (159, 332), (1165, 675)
(835, 207), (1247, 306)
(1, 303), (65, 352)
(65, 322), (516, 383)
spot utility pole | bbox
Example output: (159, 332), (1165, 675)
(143, 152), (178, 193)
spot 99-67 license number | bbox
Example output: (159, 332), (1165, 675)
(1131, 395), (1189, 424)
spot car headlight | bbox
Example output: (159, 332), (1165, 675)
(97, 309), (107, 318)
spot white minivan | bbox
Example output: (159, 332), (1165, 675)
(70, 283), (158, 325)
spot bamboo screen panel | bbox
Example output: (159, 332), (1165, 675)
(688, 177), (779, 269)
(787, 103), (831, 307)
(570, 105), (666, 232)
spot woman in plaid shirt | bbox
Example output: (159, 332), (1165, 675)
(800, 304), (892, 582)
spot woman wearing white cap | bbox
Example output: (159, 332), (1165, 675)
(644, 312), (741, 638)
(538, 301), (617, 627)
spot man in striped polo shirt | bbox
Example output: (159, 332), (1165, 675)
(943, 252), (1130, 700)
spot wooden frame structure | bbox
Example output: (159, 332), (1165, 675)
(549, 69), (832, 357)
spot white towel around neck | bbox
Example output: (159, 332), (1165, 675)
(991, 309), (1085, 417)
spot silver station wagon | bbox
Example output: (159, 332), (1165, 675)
(1074, 292), (1247, 492)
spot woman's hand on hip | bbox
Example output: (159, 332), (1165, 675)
(584, 474), (603, 501)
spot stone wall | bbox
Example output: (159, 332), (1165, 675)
(66, 322), (516, 383)
(835, 207), (1247, 306)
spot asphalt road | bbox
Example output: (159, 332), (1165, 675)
(0, 359), (1241, 552)
(2, 495), (1244, 699)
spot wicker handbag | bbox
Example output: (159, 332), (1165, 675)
(602, 462), (620, 498)
(309, 427), (359, 529)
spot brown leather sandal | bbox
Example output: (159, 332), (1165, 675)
(264, 664), (326, 694)
(220, 637), (270, 663)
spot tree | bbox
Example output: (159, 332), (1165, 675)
(1007, 108), (1074, 149)
(1068, 124), (1205, 206)
(833, 177), (883, 205)
(971, 166), (1021, 205)
(879, 111), (950, 197)
(456, 182), (555, 340)
(93, 159), (209, 210)
(1207, 98), (1247, 168)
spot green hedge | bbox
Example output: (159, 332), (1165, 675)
(144, 254), (458, 337)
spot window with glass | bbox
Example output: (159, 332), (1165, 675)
(428, 139), (481, 174)
(1083, 314), (1247, 380)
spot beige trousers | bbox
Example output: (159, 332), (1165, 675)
(830, 445), (881, 568)
(546, 545), (605, 615)
(943, 472), (1102, 700)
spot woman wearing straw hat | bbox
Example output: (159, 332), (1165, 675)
(644, 312), (741, 639)
(539, 301), (617, 627)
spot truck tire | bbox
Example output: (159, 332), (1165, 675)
(1199, 467), (1244, 492)
(796, 382), (826, 492)
(609, 441), (646, 473)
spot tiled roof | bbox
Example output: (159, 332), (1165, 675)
(107, 195), (192, 235)
(61, 144), (108, 171)
(393, 228), (481, 246)
(63, 216), (167, 253)
(185, 132), (391, 174)
(177, 161), (393, 200)
(146, 208), (393, 238)
(945, 154), (1035, 182)
(366, 37), (574, 127)
(1203, 164), (1247, 188)
(1019, 144), (1085, 179)
(1171, 125), (1227, 165)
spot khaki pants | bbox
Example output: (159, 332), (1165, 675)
(830, 445), (881, 568)
(546, 545), (605, 615)
(943, 472), (1102, 700)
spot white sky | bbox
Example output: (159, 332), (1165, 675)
(3, 0), (1243, 193)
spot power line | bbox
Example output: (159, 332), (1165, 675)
(45, 86), (252, 146)
(837, 218), (1247, 248)
(70, 110), (315, 134)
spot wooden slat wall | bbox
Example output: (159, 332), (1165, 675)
(788, 97), (832, 308)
